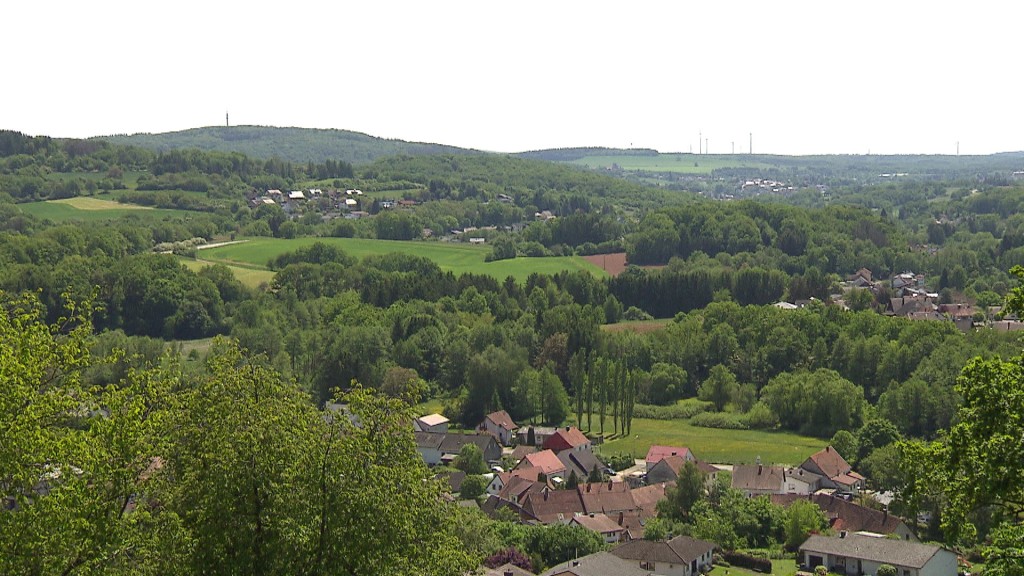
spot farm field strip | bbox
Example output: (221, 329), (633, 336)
(199, 237), (607, 282)
(567, 154), (777, 174)
(18, 197), (196, 221)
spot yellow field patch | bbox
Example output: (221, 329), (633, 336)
(51, 197), (152, 211)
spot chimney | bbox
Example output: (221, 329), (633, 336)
(884, 507), (889, 522)
(544, 491), (548, 501)
(758, 464), (763, 475)
(840, 530), (847, 538)
(826, 446), (831, 453)
(589, 512), (595, 518)
(566, 426), (571, 432)
(618, 512), (624, 525)
(504, 571), (513, 576)
(608, 480), (613, 490)
(587, 483), (591, 493)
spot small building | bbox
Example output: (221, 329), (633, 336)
(799, 533), (956, 576)
(517, 449), (567, 480)
(644, 445), (694, 471)
(414, 413), (449, 434)
(481, 410), (518, 446)
(801, 446), (865, 493)
(517, 426), (557, 447)
(543, 427), (591, 454)
(732, 463), (786, 497)
(610, 535), (716, 576)
(570, 512), (628, 544)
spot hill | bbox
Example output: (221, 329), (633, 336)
(97, 125), (479, 165)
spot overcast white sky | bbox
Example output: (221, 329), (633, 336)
(3, 1), (1020, 155)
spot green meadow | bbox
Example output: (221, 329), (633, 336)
(595, 418), (826, 466)
(178, 257), (277, 289)
(199, 237), (606, 282)
(18, 197), (194, 222)
(568, 154), (776, 174)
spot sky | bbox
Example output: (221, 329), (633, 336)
(4, 1), (1022, 156)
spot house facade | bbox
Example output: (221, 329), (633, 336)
(543, 427), (591, 454)
(800, 534), (956, 576)
(481, 410), (518, 446)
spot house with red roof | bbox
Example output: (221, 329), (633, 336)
(480, 410), (518, 446)
(644, 445), (694, 471)
(517, 449), (567, 480)
(800, 446), (866, 493)
(543, 426), (591, 454)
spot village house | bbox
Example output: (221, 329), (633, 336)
(482, 563), (535, 576)
(516, 449), (567, 480)
(569, 513), (629, 544)
(558, 449), (605, 482)
(517, 425), (557, 446)
(644, 445), (694, 471)
(543, 426), (591, 454)
(800, 533), (955, 576)
(773, 493), (918, 541)
(646, 455), (718, 486)
(732, 462), (787, 497)
(800, 446), (865, 493)
(414, 413), (449, 434)
(541, 551), (654, 576)
(414, 431), (501, 466)
(480, 410), (518, 446)
(610, 535), (716, 576)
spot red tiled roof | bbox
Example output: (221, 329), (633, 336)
(543, 427), (591, 452)
(571, 513), (627, 535)
(520, 449), (566, 476)
(645, 445), (692, 465)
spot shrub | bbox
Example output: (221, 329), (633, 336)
(742, 402), (780, 430)
(877, 565), (897, 576)
(723, 551), (772, 573)
(632, 401), (711, 420)
(623, 306), (654, 321)
(690, 412), (749, 430)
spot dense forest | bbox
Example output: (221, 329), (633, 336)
(2, 128), (1023, 574)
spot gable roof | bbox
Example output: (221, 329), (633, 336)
(438, 432), (499, 455)
(414, 431), (445, 450)
(570, 512), (627, 535)
(511, 445), (538, 460)
(520, 489), (585, 523)
(611, 535), (716, 564)
(542, 551), (653, 576)
(483, 563), (535, 576)
(772, 494), (911, 537)
(520, 450), (567, 476)
(799, 534), (946, 569)
(732, 464), (786, 492)
(645, 445), (692, 465)
(544, 427), (591, 452)
(630, 482), (670, 515)
(485, 410), (517, 431)
(578, 481), (637, 514)
(803, 446), (853, 479)
(558, 449), (602, 479)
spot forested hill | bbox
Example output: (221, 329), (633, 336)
(97, 125), (479, 165)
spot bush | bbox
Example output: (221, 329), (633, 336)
(877, 565), (897, 576)
(741, 402), (780, 430)
(723, 551), (772, 573)
(691, 412), (749, 430)
(623, 306), (654, 321)
(603, 453), (636, 472)
(632, 401), (712, 420)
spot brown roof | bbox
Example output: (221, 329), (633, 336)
(521, 489), (585, 523)
(630, 483), (670, 515)
(803, 446), (853, 479)
(611, 535), (715, 564)
(511, 445), (537, 460)
(772, 494), (912, 537)
(571, 513), (627, 535)
(485, 410), (518, 431)
(578, 481), (637, 514)
(541, 551), (653, 576)
(732, 464), (786, 492)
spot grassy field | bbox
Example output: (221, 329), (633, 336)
(18, 197), (193, 222)
(595, 418), (826, 466)
(199, 237), (607, 282)
(567, 154), (777, 175)
(178, 257), (276, 289)
(710, 558), (799, 576)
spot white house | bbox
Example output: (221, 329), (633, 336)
(610, 535), (716, 576)
(800, 534), (956, 576)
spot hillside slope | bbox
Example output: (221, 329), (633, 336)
(97, 125), (479, 165)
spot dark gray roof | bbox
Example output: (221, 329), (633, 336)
(558, 449), (602, 479)
(799, 534), (947, 569)
(439, 432), (498, 454)
(611, 535), (716, 564)
(415, 431), (445, 450)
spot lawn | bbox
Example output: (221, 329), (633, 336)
(595, 418), (826, 466)
(199, 237), (606, 282)
(18, 197), (193, 222)
(567, 154), (777, 175)
(178, 257), (276, 289)
(602, 318), (673, 333)
(710, 557), (799, 576)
